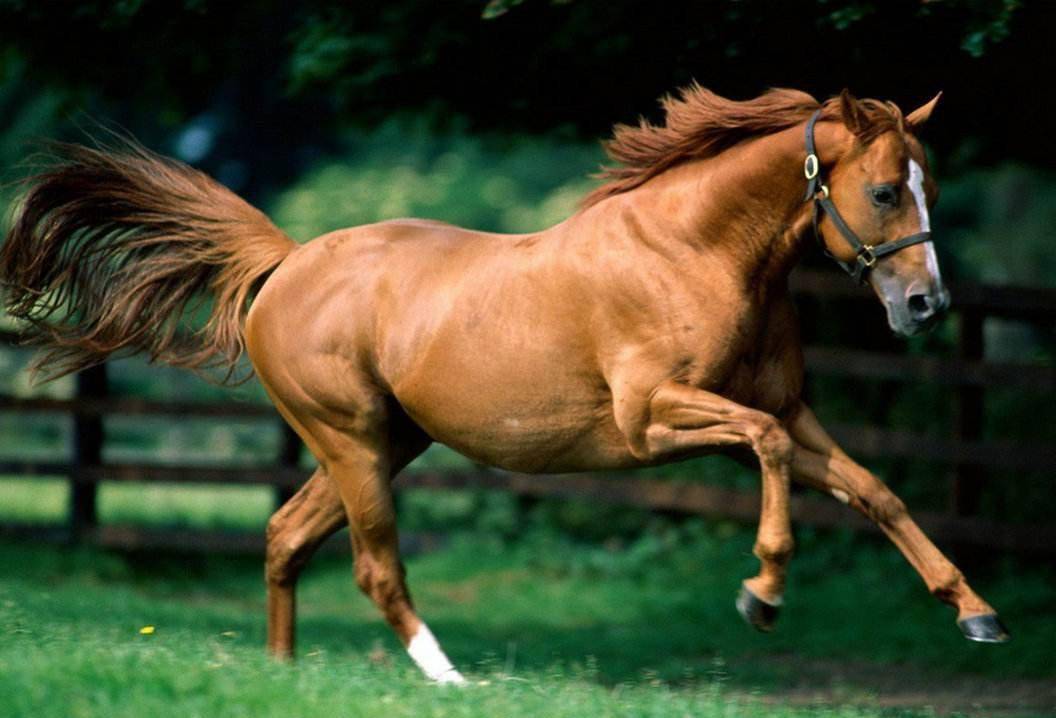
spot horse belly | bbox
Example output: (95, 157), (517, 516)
(391, 353), (633, 473)
(424, 408), (632, 474)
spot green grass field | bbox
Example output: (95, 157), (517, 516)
(1, 508), (1053, 718)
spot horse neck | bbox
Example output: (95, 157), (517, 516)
(606, 125), (818, 292)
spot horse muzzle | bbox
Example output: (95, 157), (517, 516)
(876, 278), (951, 337)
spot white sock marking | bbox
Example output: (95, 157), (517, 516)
(907, 158), (942, 286)
(407, 623), (466, 684)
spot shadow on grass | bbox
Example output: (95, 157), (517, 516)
(294, 584), (1056, 716)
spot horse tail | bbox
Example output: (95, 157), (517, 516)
(0, 138), (297, 383)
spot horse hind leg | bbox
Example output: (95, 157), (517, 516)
(264, 411), (461, 681)
(266, 467), (345, 659)
(333, 435), (465, 683)
(265, 420), (432, 660)
(274, 390), (464, 683)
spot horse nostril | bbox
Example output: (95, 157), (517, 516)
(907, 293), (933, 319)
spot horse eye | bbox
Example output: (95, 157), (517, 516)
(870, 185), (898, 207)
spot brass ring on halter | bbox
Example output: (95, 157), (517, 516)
(859, 245), (877, 268)
(804, 154), (819, 180)
(818, 184), (829, 198)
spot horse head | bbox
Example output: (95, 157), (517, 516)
(812, 90), (948, 336)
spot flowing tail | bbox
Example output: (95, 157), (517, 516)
(0, 139), (296, 383)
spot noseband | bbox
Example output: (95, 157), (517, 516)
(803, 110), (932, 284)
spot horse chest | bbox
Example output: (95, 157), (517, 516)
(718, 355), (800, 416)
(678, 301), (802, 416)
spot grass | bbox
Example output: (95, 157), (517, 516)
(0, 520), (1053, 718)
(0, 477), (274, 530)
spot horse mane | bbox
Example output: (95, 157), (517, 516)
(583, 83), (905, 207)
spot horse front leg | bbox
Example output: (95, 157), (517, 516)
(786, 402), (1009, 642)
(623, 379), (795, 631)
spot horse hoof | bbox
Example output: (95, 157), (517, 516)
(736, 584), (779, 632)
(958, 613), (1010, 643)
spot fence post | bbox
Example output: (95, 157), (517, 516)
(275, 423), (301, 509)
(70, 363), (107, 542)
(952, 308), (986, 519)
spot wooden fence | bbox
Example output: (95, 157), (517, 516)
(1, 268), (1054, 555)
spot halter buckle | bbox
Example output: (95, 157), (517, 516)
(818, 184), (829, 199)
(858, 245), (877, 268)
(804, 154), (819, 180)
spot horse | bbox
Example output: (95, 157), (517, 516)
(0, 85), (1009, 685)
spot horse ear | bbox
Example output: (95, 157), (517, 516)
(838, 89), (872, 138)
(906, 92), (942, 131)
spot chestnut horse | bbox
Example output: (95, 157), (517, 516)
(0, 86), (1008, 684)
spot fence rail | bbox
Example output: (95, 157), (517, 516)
(1, 269), (1054, 554)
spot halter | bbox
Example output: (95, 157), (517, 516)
(803, 110), (932, 284)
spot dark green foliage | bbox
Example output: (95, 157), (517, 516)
(0, 0), (1050, 203)
(936, 164), (1056, 288)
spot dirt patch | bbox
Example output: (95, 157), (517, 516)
(730, 654), (1055, 716)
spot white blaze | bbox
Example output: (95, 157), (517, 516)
(407, 623), (466, 684)
(907, 158), (942, 285)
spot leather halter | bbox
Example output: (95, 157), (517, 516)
(803, 110), (932, 284)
